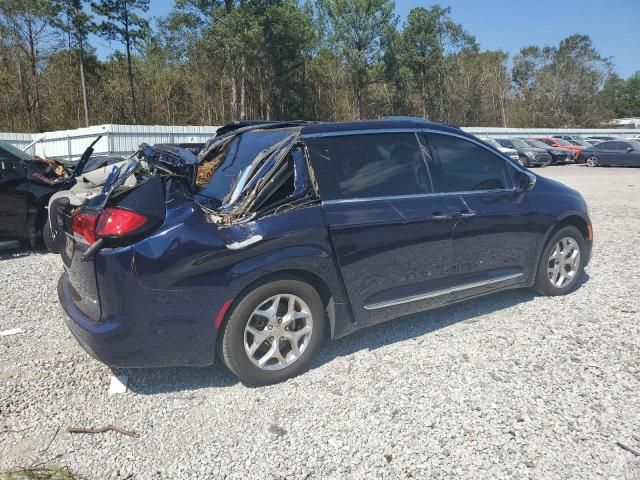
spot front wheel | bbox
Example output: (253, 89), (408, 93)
(518, 155), (529, 167)
(585, 155), (599, 167)
(219, 279), (326, 385)
(534, 226), (585, 296)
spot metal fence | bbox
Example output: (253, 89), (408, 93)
(1, 124), (639, 160)
(0, 124), (221, 160)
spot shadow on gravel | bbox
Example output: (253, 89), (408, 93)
(123, 273), (590, 394)
(123, 364), (239, 395)
(315, 287), (537, 367)
(0, 244), (49, 260)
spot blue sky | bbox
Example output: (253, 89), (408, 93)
(93, 0), (639, 78)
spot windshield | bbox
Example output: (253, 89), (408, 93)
(0, 140), (34, 161)
(197, 128), (299, 201)
(482, 138), (502, 149)
(509, 139), (530, 149)
(525, 139), (549, 149)
(569, 139), (590, 146)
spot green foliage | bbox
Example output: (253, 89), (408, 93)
(0, 1), (633, 132)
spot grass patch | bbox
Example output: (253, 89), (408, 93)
(0, 466), (79, 480)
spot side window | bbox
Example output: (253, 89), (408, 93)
(304, 132), (431, 200)
(426, 134), (512, 193)
(608, 141), (626, 151)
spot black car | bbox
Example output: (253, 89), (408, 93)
(0, 137), (118, 249)
(577, 140), (640, 167)
(56, 119), (593, 385)
(524, 139), (574, 164)
(495, 138), (551, 167)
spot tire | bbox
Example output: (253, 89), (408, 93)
(534, 226), (585, 296)
(585, 155), (599, 167)
(219, 278), (326, 385)
(518, 155), (529, 167)
(42, 219), (60, 254)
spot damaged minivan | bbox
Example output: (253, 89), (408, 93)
(56, 119), (593, 385)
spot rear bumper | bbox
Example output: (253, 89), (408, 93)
(58, 273), (217, 367)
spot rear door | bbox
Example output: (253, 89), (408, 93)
(424, 132), (539, 296)
(305, 131), (457, 326)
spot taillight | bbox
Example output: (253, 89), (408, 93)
(71, 212), (99, 245)
(96, 208), (148, 238)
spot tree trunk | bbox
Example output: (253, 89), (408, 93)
(123, 6), (137, 123)
(78, 36), (90, 127)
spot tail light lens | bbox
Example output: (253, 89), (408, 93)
(71, 212), (99, 245)
(71, 208), (149, 245)
(96, 208), (148, 238)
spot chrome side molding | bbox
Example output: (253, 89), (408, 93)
(364, 273), (524, 310)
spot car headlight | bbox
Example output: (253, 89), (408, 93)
(525, 151), (535, 158)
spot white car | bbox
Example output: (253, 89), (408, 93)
(478, 137), (519, 162)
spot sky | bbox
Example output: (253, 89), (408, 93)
(93, 0), (639, 78)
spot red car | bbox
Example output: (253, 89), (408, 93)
(533, 137), (584, 159)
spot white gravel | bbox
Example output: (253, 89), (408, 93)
(1, 165), (639, 479)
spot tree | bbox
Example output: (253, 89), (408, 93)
(320, 0), (396, 119)
(0, 0), (59, 131)
(53, 0), (94, 126)
(512, 35), (612, 126)
(397, 6), (475, 120)
(92, 0), (149, 122)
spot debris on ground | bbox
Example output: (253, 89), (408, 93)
(0, 328), (24, 337)
(107, 374), (128, 396)
(616, 442), (640, 457)
(0, 465), (79, 480)
(67, 425), (139, 438)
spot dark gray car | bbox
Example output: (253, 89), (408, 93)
(496, 138), (551, 167)
(523, 139), (574, 164)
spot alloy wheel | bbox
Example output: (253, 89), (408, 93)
(243, 294), (314, 371)
(586, 156), (599, 167)
(547, 237), (581, 288)
(518, 155), (528, 167)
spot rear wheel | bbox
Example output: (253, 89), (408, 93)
(585, 155), (599, 167)
(534, 226), (585, 296)
(42, 218), (60, 254)
(219, 279), (326, 385)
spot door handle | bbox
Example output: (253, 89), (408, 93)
(430, 213), (452, 220)
(449, 211), (476, 219)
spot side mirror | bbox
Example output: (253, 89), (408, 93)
(516, 170), (536, 191)
(627, 146), (634, 153)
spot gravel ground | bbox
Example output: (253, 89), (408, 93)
(1, 165), (639, 479)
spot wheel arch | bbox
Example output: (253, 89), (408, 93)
(220, 269), (352, 341)
(536, 213), (591, 275)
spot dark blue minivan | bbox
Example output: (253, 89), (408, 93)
(57, 119), (592, 385)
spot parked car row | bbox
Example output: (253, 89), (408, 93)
(480, 135), (640, 168)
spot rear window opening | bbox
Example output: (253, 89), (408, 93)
(252, 157), (296, 213)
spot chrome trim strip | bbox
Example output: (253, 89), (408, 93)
(322, 188), (517, 205)
(363, 273), (524, 310)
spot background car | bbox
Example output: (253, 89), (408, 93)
(523, 139), (574, 164)
(532, 137), (583, 159)
(0, 136), (118, 250)
(478, 137), (519, 162)
(577, 140), (640, 167)
(495, 138), (551, 167)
